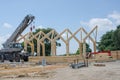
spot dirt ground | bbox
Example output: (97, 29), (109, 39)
(0, 60), (120, 80)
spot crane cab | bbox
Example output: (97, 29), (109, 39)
(9, 43), (23, 49)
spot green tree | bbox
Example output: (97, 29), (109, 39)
(112, 25), (120, 50)
(27, 28), (61, 56)
(76, 43), (92, 54)
(97, 25), (120, 51)
(97, 30), (115, 51)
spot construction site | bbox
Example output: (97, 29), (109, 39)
(0, 14), (120, 80)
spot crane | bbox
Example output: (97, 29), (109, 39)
(0, 14), (35, 62)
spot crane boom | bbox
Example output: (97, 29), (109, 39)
(3, 15), (35, 48)
(0, 14), (35, 62)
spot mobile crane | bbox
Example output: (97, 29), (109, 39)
(0, 14), (35, 62)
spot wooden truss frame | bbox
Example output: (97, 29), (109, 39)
(17, 26), (98, 58)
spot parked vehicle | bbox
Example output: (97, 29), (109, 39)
(0, 15), (35, 62)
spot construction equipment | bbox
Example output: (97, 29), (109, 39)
(0, 14), (35, 62)
(70, 59), (86, 69)
(70, 62), (86, 69)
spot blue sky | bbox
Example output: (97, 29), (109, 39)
(0, 0), (120, 54)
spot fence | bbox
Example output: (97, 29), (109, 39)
(111, 51), (120, 60)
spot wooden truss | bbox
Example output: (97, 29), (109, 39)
(17, 26), (98, 58)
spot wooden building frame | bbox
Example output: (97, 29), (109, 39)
(17, 26), (98, 60)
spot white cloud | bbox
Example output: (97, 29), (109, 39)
(80, 12), (120, 41)
(80, 18), (115, 41)
(108, 12), (120, 19)
(108, 11), (120, 25)
(0, 34), (10, 49)
(2, 22), (13, 28)
(80, 18), (114, 31)
(36, 25), (46, 29)
(89, 18), (114, 31)
(61, 33), (66, 38)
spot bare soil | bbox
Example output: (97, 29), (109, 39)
(0, 60), (120, 80)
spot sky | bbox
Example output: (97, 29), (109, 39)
(0, 0), (120, 54)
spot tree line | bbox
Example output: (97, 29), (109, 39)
(97, 25), (120, 51)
